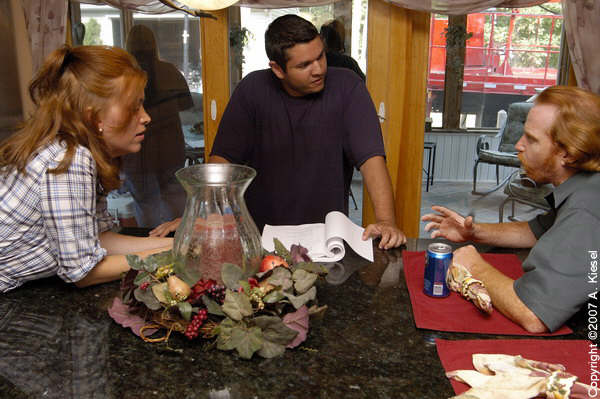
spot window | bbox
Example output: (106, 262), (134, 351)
(427, 2), (563, 129)
(80, 4), (123, 47)
(229, 1), (369, 88)
(130, 12), (204, 151)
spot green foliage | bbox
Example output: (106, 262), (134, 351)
(134, 287), (161, 310)
(83, 18), (102, 45)
(301, 5), (334, 31)
(116, 243), (328, 359)
(254, 316), (298, 344)
(216, 318), (263, 359)
(483, 5), (563, 70)
(222, 291), (253, 321)
(263, 289), (285, 304)
(273, 238), (291, 264)
(294, 261), (328, 274)
(173, 258), (200, 287)
(293, 269), (318, 294)
(284, 286), (317, 310)
(202, 296), (225, 316)
(222, 263), (243, 291)
(177, 301), (193, 321)
(267, 267), (293, 291)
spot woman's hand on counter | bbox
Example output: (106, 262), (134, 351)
(149, 218), (182, 237)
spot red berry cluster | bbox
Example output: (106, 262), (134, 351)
(140, 282), (150, 290)
(188, 279), (217, 305)
(184, 308), (208, 340)
(207, 284), (226, 304)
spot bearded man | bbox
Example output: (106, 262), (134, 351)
(422, 85), (600, 333)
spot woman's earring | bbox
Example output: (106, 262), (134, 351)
(99, 127), (104, 133)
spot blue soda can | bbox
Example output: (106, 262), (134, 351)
(423, 242), (452, 298)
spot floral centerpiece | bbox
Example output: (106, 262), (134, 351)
(108, 239), (327, 359)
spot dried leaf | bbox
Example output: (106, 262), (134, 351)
(294, 261), (328, 275)
(284, 286), (316, 309)
(151, 283), (169, 304)
(222, 263), (243, 291)
(174, 262), (201, 287)
(267, 267), (293, 290)
(177, 301), (192, 321)
(263, 289), (285, 304)
(143, 250), (174, 273)
(253, 315), (298, 345)
(202, 296), (225, 316)
(257, 340), (286, 358)
(292, 269), (318, 294)
(108, 297), (157, 337)
(308, 304), (328, 318)
(290, 244), (311, 264)
(135, 286), (161, 310)
(282, 305), (309, 348)
(222, 291), (253, 321)
(273, 238), (291, 263)
(126, 255), (144, 271)
(134, 271), (152, 286)
(216, 318), (238, 351)
(239, 280), (251, 294)
(230, 325), (263, 359)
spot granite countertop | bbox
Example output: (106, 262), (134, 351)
(0, 239), (589, 399)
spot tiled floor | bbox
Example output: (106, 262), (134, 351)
(348, 173), (546, 238)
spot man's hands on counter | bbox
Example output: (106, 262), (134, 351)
(421, 205), (475, 242)
(149, 218), (181, 237)
(363, 221), (406, 249)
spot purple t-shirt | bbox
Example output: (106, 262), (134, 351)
(211, 67), (385, 230)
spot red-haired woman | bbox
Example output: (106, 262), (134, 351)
(0, 45), (173, 292)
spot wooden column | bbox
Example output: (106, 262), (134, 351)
(200, 10), (230, 160)
(364, 0), (430, 238)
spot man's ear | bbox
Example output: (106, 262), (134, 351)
(557, 144), (576, 166)
(561, 152), (577, 167)
(269, 60), (285, 80)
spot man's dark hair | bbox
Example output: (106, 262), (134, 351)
(265, 14), (319, 71)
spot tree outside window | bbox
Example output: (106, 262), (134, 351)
(427, 2), (563, 130)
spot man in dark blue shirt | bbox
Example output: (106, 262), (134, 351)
(152, 15), (405, 249)
(211, 15), (404, 249)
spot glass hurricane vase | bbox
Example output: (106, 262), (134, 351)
(173, 164), (262, 284)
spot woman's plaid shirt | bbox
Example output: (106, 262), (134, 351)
(0, 141), (115, 292)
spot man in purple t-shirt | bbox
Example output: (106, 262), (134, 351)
(152, 15), (405, 249)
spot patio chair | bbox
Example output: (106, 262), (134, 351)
(499, 169), (552, 222)
(472, 101), (533, 194)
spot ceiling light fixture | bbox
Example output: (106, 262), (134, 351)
(158, 0), (238, 17)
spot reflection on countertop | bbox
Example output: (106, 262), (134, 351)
(0, 239), (589, 398)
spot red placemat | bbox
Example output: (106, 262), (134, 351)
(436, 339), (592, 396)
(403, 251), (572, 335)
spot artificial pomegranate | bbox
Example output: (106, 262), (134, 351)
(260, 255), (289, 273)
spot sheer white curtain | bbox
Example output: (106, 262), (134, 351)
(19, 0), (69, 73)
(563, 0), (600, 94)
(78, 0), (173, 13)
(19, 0), (600, 94)
(383, 0), (546, 15)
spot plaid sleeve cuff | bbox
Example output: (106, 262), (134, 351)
(96, 193), (116, 233)
(56, 244), (107, 283)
